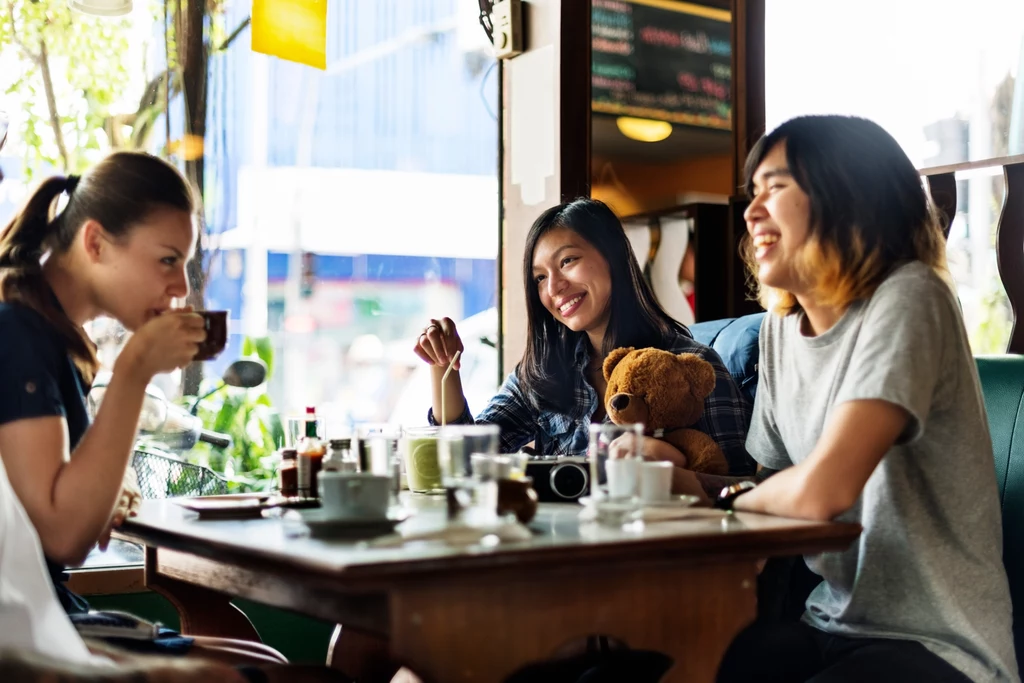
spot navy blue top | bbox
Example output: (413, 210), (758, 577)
(0, 300), (92, 614)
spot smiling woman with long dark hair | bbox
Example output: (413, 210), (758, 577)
(414, 198), (753, 475)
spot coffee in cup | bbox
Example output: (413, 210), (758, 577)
(497, 477), (538, 524)
(194, 310), (228, 361)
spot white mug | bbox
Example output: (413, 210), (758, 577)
(605, 457), (641, 499)
(640, 461), (674, 503)
(318, 472), (391, 520)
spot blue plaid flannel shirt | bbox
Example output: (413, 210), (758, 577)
(430, 333), (755, 475)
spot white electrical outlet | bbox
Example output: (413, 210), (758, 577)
(491, 0), (523, 59)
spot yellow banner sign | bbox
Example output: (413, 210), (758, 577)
(251, 0), (328, 70)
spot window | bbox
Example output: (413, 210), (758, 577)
(765, 0), (1024, 352)
(1, 0), (500, 501)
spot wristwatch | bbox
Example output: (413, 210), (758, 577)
(714, 480), (757, 511)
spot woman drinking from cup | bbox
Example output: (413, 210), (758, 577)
(707, 115), (1017, 682)
(414, 198), (754, 476)
(0, 152), (280, 662)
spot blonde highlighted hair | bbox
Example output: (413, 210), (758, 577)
(742, 115), (949, 316)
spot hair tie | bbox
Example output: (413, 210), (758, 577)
(65, 174), (80, 196)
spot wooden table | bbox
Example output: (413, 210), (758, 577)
(117, 497), (859, 683)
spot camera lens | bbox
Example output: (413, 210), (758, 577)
(550, 462), (588, 500)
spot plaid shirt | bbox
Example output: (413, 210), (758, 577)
(431, 333), (755, 475)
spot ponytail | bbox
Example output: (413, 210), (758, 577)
(0, 176), (68, 268)
(0, 174), (98, 381)
(0, 153), (191, 384)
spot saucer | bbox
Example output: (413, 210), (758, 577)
(174, 495), (275, 520)
(296, 508), (410, 540)
(268, 495), (321, 510)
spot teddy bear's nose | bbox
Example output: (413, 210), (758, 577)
(610, 393), (630, 411)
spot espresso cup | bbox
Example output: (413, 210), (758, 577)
(318, 472), (391, 521)
(194, 311), (228, 361)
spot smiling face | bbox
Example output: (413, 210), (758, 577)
(84, 207), (196, 331)
(744, 141), (813, 297)
(531, 226), (613, 339)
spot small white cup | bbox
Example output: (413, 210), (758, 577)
(318, 472), (391, 520)
(640, 461), (674, 503)
(605, 457), (641, 499)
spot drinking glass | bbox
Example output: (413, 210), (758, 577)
(438, 424), (500, 518)
(588, 423), (643, 501)
(400, 426), (443, 494)
(354, 423), (402, 500)
(286, 414), (325, 448)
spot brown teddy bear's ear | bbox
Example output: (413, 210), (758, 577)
(677, 353), (717, 398)
(603, 347), (635, 380)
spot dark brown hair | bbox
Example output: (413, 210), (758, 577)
(0, 152), (194, 380)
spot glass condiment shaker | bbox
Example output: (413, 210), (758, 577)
(278, 448), (298, 498)
(325, 438), (356, 473)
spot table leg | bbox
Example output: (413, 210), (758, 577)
(145, 546), (262, 641)
(389, 560), (756, 683)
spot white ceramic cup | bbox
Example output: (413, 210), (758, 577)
(640, 461), (674, 503)
(318, 472), (391, 520)
(605, 457), (641, 499)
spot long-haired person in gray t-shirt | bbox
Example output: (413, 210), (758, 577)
(709, 116), (1019, 683)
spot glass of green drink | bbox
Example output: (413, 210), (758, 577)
(401, 426), (444, 494)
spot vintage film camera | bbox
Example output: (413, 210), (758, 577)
(524, 454), (591, 502)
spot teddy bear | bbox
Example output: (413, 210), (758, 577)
(602, 347), (730, 475)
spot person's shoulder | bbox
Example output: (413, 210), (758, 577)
(0, 301), (51, 339)
(867, 262), (959, 320)
(754, 309), (788, 344)
(874, 261), (953, 301)
(0, 302), (61, 360)
(665, 331), (726, 365)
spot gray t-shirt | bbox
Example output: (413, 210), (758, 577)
(747, 261), (1019, 682)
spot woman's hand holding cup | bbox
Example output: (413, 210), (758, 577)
(119, 308), (207, 381)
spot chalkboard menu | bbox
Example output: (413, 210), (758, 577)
(592, 0), (731, 130)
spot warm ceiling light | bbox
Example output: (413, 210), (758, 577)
(68, 0), (132, 17)
(616, 117), (672, 143)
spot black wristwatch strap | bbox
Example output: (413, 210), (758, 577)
(714, 480), (757, 511)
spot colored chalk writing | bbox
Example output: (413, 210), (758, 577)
(591, 1), (731, 130)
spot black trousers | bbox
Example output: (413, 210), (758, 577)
(716, 620), (972, 683)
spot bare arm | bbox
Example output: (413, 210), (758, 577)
(641, 438), (775, 503)
(0, 313), (205, 565)
(0, 361), (148, 564)
(735, 399), (907, 520)
(430, 365), (467, 424)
